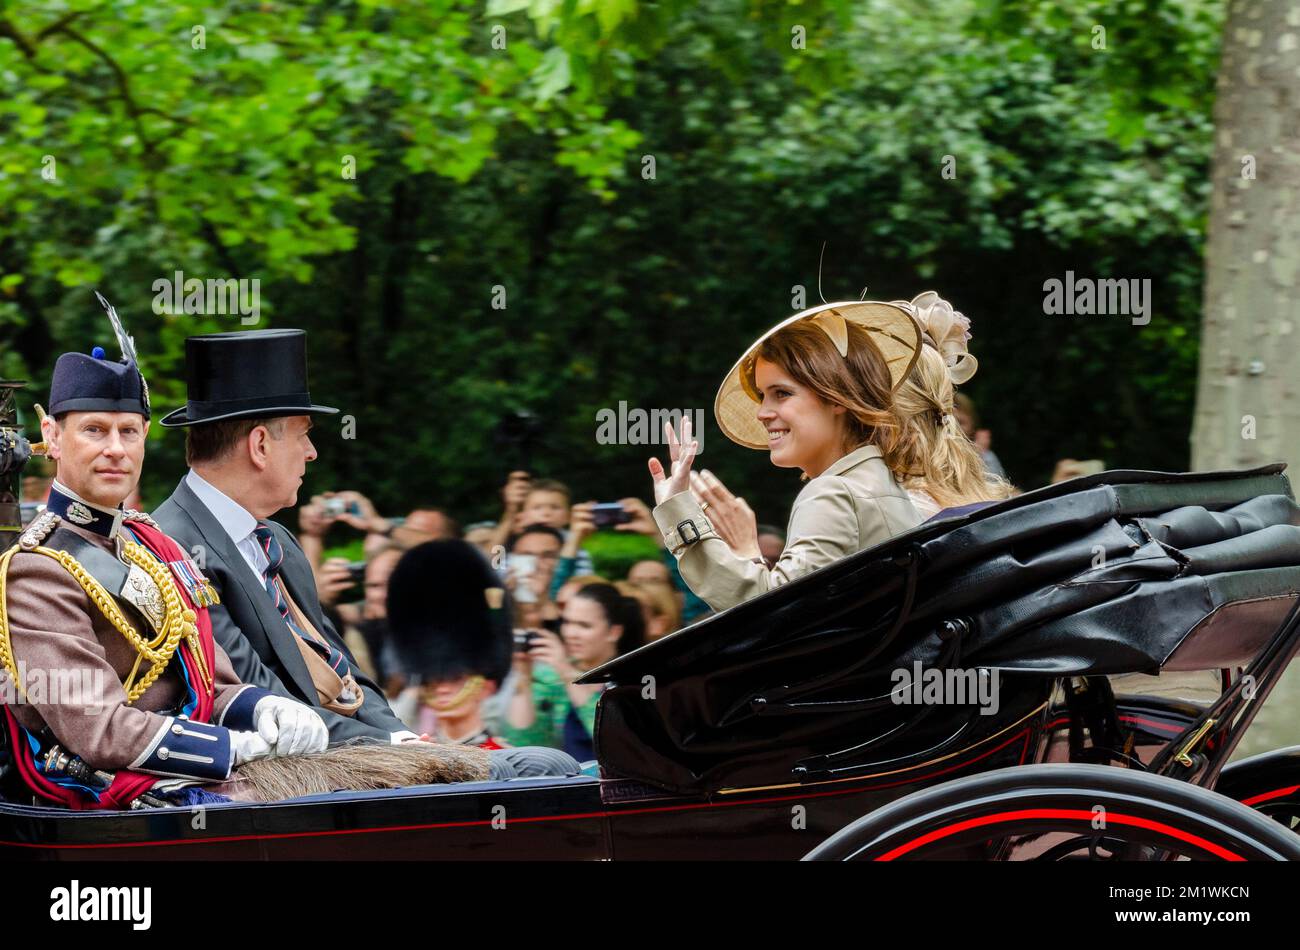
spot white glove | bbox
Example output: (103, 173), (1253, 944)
(231, 730), (274, 767)
(253, 696), (329, 756)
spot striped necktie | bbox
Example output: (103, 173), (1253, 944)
(252, 522), (353, 681)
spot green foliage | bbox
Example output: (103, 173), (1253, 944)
(0, 0), (1225, 525)
(581, 530), (659, 579)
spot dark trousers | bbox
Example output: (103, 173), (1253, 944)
(488, 746), (582, 781)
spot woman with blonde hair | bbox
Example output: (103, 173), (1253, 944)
(616, 579), (682, 640)
(889, 291), (1014, 517)
(649, 300), (926, 613)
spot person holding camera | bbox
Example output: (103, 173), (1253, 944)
(503, 582), (645, 759)
(503, 524), (564, 630)
(489, 472), (594, 576)
(300, 490), (457, 581)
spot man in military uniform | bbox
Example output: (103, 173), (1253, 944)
(0, 314), (328, 809)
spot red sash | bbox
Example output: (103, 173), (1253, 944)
(3, 521), (218, 810)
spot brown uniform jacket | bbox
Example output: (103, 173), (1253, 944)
(1, 518), (263, 780)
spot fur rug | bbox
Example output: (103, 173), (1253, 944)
(226, 739), (491, 802)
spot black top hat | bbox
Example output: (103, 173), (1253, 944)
(158, 329), (337, 427)
(387, 541), (513, 684)
(48, 350), (150, 419)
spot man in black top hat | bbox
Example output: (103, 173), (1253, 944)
(152, 330), (413, 744)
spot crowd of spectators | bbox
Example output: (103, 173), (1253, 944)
(291, 471), (726, 763)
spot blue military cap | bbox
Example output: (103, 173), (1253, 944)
(47, 350), (150, 420)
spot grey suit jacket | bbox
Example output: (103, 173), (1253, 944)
(153, 478), (407, 743)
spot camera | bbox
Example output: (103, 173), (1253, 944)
(323, 498), (362, 517)
(513, 629), (542, 651)
(591, 502), (631, 528)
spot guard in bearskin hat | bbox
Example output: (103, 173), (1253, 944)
(387, 540), (515, 749)
(0, 294), (327, 809)
(386, 541), (583, 777)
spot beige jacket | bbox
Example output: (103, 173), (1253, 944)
(653, 444), (923, 613)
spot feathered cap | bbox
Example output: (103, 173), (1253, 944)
(47, 292), (150, 419)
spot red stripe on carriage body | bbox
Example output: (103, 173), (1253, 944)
(1240, 784), (1300, 807)
(0, 728), (1037, 850)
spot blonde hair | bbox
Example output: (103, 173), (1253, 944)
(745, 321), (904, 476)
(891, 346), (1013, 508)
(616, 580), (681, 639)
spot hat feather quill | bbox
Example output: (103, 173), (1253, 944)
(93, 291), (138, 367)
(93, 290), (150, 416)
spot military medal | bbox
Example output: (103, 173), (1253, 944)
(167, 553), (220, 608)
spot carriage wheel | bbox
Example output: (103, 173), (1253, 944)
(1217, 746), (1300, 833)
(802, 763), (1300, 861)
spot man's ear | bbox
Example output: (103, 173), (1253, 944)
(40, 416), (60, 460)
(246, 424), (270, 472)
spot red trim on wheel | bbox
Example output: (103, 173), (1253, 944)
(875, 808), (1246, 861)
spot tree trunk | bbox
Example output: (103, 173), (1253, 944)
(1191, 0), (1300, 476)
(1194, 1), (1300, 759)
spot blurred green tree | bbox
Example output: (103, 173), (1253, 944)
(0, 0), (1224, 530)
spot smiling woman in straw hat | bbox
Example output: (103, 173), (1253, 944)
(647, 300), (926, 613)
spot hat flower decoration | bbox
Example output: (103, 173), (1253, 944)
(901, 290), (977, 385)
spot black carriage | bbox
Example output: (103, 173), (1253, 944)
(3, 461), (1300, 860)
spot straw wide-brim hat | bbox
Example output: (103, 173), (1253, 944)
(714, 300), (923, 450)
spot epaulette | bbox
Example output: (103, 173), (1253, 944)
(123, 509), (159, 529)
(17, 510), (59, 551)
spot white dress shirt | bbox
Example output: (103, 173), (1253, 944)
(185, 469), (269, 585)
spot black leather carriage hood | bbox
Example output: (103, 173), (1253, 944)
(581, 464), (1300, 795)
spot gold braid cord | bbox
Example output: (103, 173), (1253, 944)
(0, 546), (22, 701)
(0, 542), (211, 705)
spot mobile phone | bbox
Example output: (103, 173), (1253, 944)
(1075, 459), (1106, 477)
(508, 553), (537, 603)
(591, 502), (630, 528)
